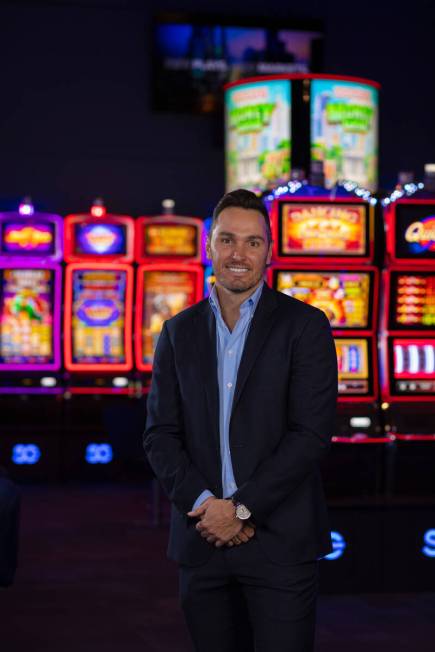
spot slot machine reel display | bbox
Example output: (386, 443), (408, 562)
(135, 209), (204, 375)
(63, 201), (135, 393)
(268, 194), (382, 440)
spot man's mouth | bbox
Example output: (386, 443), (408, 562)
(227, 266), (249, 274)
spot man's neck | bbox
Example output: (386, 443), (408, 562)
(214, 280), (262, 331)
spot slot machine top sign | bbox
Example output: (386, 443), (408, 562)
(387, 200), (435, 264)
(64, 200), (134, 263)
(0, 199), (63, 262)
(135, 214), (203, 264)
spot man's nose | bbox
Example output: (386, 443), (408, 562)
(231, 243), (245, 259)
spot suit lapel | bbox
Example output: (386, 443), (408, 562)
(196, 303), (220, 449)
(231, 284), (279, 416)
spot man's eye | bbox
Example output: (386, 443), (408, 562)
(249, 240), (260, 247)
(221, 238), (231, 244)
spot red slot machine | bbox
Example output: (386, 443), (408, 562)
(381, 194), (435, 439)
(135, 201), (204, 378)
(268, 189), (384, 442)
(62, 200), (135, 479)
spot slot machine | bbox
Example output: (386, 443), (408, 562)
(381, 194), (435, 494)
(0, 199), (63, 480)
(134, 203), (204, 377)
(267, 188), (385, 496)
(62, 200), (135, 478)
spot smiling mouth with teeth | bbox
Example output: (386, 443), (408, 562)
(227, 266), (249, 273)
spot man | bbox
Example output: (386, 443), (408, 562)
(144, 189), (337, 651)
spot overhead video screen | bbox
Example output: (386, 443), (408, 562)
(71, 269), (127, 365)
(394, 204), (435, 261)
(140, 269), (198, 365)
(279, 202), (368, 257)
(390, 272), (435, 329)
(335, 337), (370, 395)
(391, 338), (435, 395)
(0, 268), (55, 365)
(226, 79), (291, 193)
(274, 270), (371, 328)
(74, 223), (127, 256)
(1, 221), (55, 256)
(153, 17), (322, 113)
(311, 79), (378, 191)
(144, 223), (198, 258)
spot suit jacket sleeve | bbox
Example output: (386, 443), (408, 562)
(233, 309), (337, 525)
(144, 321), (211, 515)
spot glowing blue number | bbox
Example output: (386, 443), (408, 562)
(324, 531), (346, 560)
(422, 529), (435, 558)
(12, 444), (41, 465)
(85, 443), (113, 465)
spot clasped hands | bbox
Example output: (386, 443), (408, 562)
(187, 496), (255, 548)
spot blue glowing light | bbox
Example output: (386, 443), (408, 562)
(12, 443), (41, 465)
(85, 443), (113, 464)
(324, 531), (346, 560)
(422, 529), (435, 558)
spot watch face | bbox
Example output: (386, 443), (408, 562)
(236, 504), (251, 520)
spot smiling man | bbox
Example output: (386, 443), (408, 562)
(144, 189), (338, 652)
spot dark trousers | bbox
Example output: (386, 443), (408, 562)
(179, 537), (318, 652)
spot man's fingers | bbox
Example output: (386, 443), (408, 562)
(243, 526), (255, 538)
(187, 504), (207, 518)
(206, 535), (217, 543)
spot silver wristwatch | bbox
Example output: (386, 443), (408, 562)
(232, 500), (251, 521)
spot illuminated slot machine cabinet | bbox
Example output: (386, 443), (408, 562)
(201, 216), (215, 297)
(268, 191), (385, 495)
(0, 199), (63, 480)
(134, 202), (204, 382)
(381, 194), (435, 495)
(62, 200), (135, 477)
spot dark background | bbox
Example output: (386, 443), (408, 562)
(0, 0), (434, 218)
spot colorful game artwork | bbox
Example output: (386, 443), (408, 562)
(280, 202), (366, 256)
(275, 270), (370, 328)
(311, 79), (378, 191)
(0, 268), (54, 364)
(393, 339), (435, 378)
(394, 204), (435, 261)
(226, 79), (291, 193)
(71, 269), (127, 364)
(144, 223), (198, 257)
(1, 222), (55, 256)
(75, 223), (126, 256)
(335, 337), (369, 394)
(141, 269), (197, 365)
(393, 273), (435, 328)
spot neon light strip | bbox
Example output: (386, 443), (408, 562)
(425, 345), (435, 374)
(394, 344), (404, 374)
(409, 344), (419, 374)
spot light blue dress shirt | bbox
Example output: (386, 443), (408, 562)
(192, 282), (264, 510)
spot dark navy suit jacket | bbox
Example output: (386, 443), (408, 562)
(144, 283), (338, 566)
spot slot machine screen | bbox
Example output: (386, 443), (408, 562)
(310, 79), (378, 191)
(140, 269), (198, 365)
(394, 204), (435, 261)
(74, 223), (127, 256)
(225, 79), (291, 193)
(0, 268), (55, 365)
(71, 269), (127, 364)
(1, 221), (55, 256)
(335, 337), (370, 395)
(389, 272), (435, 329)
(390, 338), (435, 395)
(278, 202), (369, 258)
(274, 270), (372, 328)
(143, 223), (198, 258)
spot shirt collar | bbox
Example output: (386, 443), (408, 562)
(209, 281), (264, 318)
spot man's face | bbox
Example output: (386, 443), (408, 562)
(206, 206), (272, 294)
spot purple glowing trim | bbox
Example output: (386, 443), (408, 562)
(0, 386), (63, 394)
(0, 212), (64, 262)
(0, 261), (62, 372)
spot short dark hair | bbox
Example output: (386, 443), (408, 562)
(210, 189), (272, 244)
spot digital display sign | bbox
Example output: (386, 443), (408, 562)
(71, 269), (127, 364)
(226, 79), (291, 193)
(335, 337), (369, 394)
(74, 223), (127, 256)
(311, 79), (378, 191)
(144, 223), (198, 257)
(140, 269), (198, 365)
(274, 270), (371, 328)
(394, 204), (435, 261)
(392, 338), (435, 394)
(390, 272), (435, 329)
(1, 221), (55, 256)
(279, 202), (367, 257)
(0, 268), (55, 364)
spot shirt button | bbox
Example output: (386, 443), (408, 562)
(228, 349), (233, 356)
(227, 382), (233, 388)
